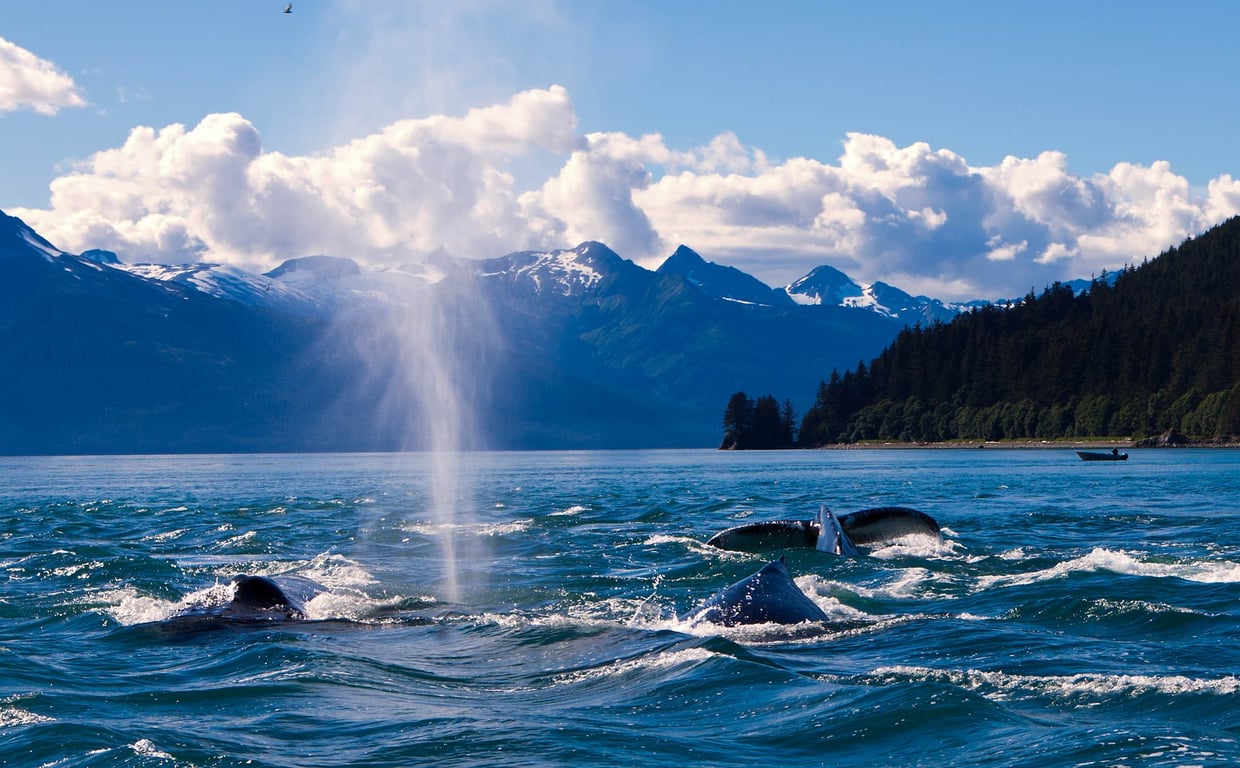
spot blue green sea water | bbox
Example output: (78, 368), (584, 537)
(2, 448), (1238, 767)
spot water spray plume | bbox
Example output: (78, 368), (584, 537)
(330, 259), (498, 603)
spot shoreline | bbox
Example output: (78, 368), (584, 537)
(811, 437), (1240, 450)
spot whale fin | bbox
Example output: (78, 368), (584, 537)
(836, 506), (940, 545)
(706, 504), (940, 554)
(815, 504), (860, 556)
(705, 519), (817, 551)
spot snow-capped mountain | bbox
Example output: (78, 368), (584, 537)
(115, 260), (310, 310)
(0, 211), (65, 263)
(77, 227), (999, 327)
(2, 206), (1096, 454)
(476, 241), (638, 297)
(783, 266), (980, 325)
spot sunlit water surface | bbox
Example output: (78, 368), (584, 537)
(1, 449), (1238, 767)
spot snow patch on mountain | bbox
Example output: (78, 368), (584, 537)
(785, 267), (970, 324)
(784, 265), (865, 307)
(113, 262), (297, 307)
(22, 231), (64, 262)
(479, 242), (611, 296)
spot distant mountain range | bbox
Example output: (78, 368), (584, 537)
(0, 208), (1089, 453)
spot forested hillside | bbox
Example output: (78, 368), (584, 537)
(797, 217), (1240, 444)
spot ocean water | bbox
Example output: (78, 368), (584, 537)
(1, 448), (1238, 767)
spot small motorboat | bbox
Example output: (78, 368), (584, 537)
(1077, 449), (1128, 461)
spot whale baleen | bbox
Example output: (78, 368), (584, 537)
(706, 504), (939, 555)
(685, 556), (829, 627)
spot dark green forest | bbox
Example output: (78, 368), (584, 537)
(720, 392), (797, 449)
(738, 216), (1240, 446)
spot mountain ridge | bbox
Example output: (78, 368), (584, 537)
(0, 208), (1109, 453)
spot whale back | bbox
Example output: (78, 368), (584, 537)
(687, 557), (829, 627)
(227, 575), (325, 619)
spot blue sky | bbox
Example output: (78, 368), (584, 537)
(3, 1), (1239, 300)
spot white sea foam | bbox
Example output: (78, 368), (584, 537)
(99, 555), (393, 625)
(401, 519), (532, 537)
(870, 568), (935, 599)
(142, 529), (187, 543)
(52, 560), (102, 578)
(0, 708), (54, 726)
(130, 739), (174, 760)
(869, 534), (962, 561)
(217, 531), (257, 549)
(803, 568), (954, 603)
(641, 533), (719, 552)
(97, 585), (230, 625)
(869, 665), (1240, 699)
(549, 505), (587, 516)
(0, 695), (54, 727)
(978, 547), (1240, 589)
(300, 553), (377, 590)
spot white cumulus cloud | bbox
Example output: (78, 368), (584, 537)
(0, 36), (87, 115)
(12, 85), (1240, 301)
(14, 86), (580, 267)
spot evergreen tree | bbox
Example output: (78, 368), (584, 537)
(781, 398), (797, 446)
(750, 395), (783, 449)
(721, 391), (754, 449)
(793, 217), (1240, 445)
(719, 391), (798, 449)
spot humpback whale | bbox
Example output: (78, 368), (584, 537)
(706, 504), (939, 555)
(171, 574), (327, 625)
(685, 556), (829, 627)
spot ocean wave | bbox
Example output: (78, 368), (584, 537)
(978, 548), (1240, 589)
(867, 665), (1240, 700)
(550, 647), (718, 686)
(801, 567), (960, 602)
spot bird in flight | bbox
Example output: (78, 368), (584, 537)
(283, 3), (292, 13)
